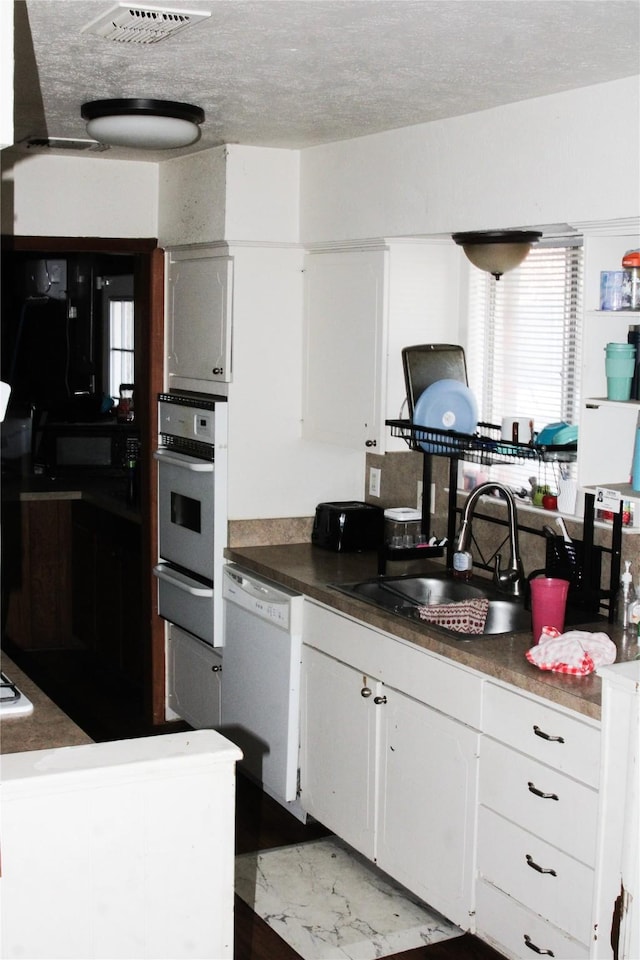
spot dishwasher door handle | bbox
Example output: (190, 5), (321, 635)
(153, 565), (213, 597)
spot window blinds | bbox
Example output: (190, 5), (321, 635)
(109, 299), (135, 400)
(465, 241), (583, 489)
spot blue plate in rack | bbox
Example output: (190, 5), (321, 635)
(412, 379), (478, 453)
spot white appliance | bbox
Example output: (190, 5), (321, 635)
(0, 672), (34, 718)
(221, 564), (303, 810)
(153, 393), (227, 648)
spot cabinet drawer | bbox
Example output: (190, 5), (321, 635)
(480, 737), (598, 865)
(476, 879), (589, 960)
(303, 600), (482, 727)
(483, 682), (600, 787)
(477, 807), (594, 945)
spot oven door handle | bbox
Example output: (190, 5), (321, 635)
(153, 449), (214, 472)
(153, 565), (214, 598)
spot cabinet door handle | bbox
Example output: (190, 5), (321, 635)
(212, 367), (223, 375)
(524, 933), (555, 955)
(526, 854), (557, 877)
(361, 686), (372, 698)
(533, 724), (564, 743)
(365, 439), (377, 447)
(373, 695), (387, 705)
(527, 781), (559, 801)
(211, 665), (222, 673)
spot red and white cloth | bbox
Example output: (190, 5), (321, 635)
(526, 626), (617, 676)
(417, 598), (489, 635)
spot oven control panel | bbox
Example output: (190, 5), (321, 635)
(159, 400), (215, 445)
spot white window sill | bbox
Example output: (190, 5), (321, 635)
(450, 488), (640, 534)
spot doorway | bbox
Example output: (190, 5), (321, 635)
(1, 235), (168, 736)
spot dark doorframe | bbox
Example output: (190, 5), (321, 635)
(2, 235), (167, 727)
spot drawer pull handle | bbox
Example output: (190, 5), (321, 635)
(526, 854), (557, 877)
(374, 695), (387, 705)
(524, 933), (555, 955)
(527, 781), (559, 801)
(533, 724), (564, 743)
(361, 686), (372, 698)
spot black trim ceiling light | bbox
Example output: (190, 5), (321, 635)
(81, 98), (205, 149)
(452, 230), (543, 280)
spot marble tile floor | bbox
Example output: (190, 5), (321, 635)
(235, 836), (462, 960)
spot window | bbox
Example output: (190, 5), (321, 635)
(99, 274), (135, 402)
(108, 298), (135, 401)
(463, 239), (583, 494)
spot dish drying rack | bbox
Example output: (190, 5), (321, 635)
(386, 419), (577, 465)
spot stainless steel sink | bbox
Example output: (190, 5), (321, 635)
(330, 573), (531, 637)
(481, 599), (531, 635)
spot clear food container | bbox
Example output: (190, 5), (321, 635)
(384, 507), (423, 547)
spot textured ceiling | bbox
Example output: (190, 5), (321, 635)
(11, 0), (640, 161)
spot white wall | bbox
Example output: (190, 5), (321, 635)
(1, 152), (158, 237)
(158, 146), (227, 245)
(299, 77), (640, 243)
(224, 145), (299, 244)
(157, 143), (299, 246)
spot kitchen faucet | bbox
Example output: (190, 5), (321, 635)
(455, 482), (525, 597)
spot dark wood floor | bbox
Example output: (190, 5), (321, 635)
(5, 642), (505, 960)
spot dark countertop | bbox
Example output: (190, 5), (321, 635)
(224, 543), (640, 721)
(1, 475), (141, 524)
(1, 653), (93, 754)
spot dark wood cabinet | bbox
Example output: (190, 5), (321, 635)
(3, 498), (73, 650)
(3, 497), (143, 694)
(71, 501), (143, 689)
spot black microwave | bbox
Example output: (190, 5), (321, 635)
(32, 421), (140, 477)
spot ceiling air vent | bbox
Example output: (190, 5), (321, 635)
(25, 137), (109, 152)
(81, 3), (210, 44)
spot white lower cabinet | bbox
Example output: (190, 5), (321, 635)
(376, 680), (479, 922)
(300, 644), (378, 858)
(299, 600), (481, 929)
(166, 625), (222, 728)
(476, 881), (590, 960)
(476, 681), (601, 959)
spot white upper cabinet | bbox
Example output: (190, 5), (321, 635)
(302, 241), (462, 453)
(302, 248), (386, 450)
(166, 246), (233, 394)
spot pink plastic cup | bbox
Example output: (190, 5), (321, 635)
(530, 577), (570, 644)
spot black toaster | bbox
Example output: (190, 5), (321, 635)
(312, 501), (384, 552)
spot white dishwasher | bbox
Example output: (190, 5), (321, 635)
(221, 564), (303, 809)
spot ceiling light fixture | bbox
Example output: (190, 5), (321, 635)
(452, 230), (542, 280)
(81, 99), (205, 149)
